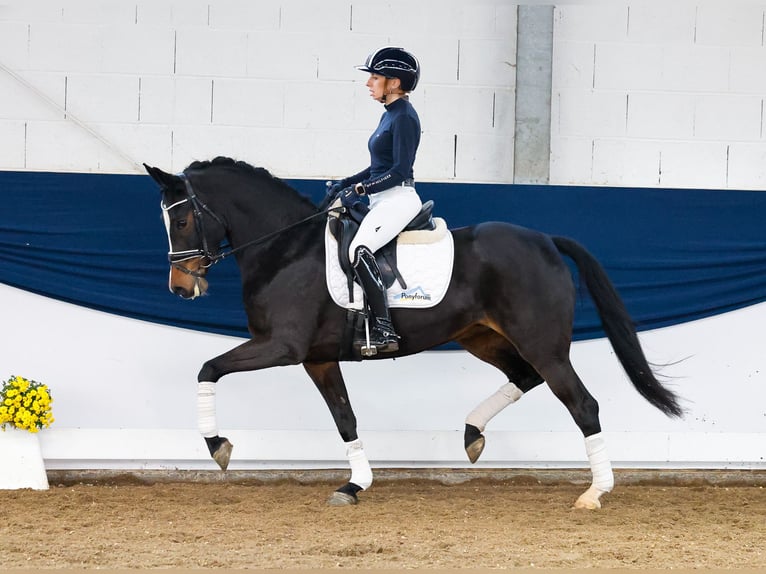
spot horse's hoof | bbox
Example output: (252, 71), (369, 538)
(327, 491), (358, 506)
(574, 485), (604, 509)
(465, 436), (485, 463)
(212, 439), (233, 471)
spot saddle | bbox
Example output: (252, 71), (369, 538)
(328, 199), (436, 303)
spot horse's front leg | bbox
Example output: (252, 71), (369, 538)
(196, 338), (305, 471)
(303, 361), (372, 506)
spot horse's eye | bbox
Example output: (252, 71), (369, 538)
(175, 219), (188, 230)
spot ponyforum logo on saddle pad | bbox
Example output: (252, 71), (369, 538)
(392, 286), (433, 303)
(325, 218), (454, 310)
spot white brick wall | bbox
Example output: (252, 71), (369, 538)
(552, 3), (766, 190)
(0, 0), (517, 181)
(2, 1), (765, 189)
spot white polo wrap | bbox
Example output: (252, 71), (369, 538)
(345, 438), (373, 490)
(584, 432), (614, 492)
(465, 382), (524, 431)
(198, 381), (218, 438)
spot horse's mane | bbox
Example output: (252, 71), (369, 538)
(187, 156), (317, 209)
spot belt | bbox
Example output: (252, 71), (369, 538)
(401, 178), (415, 187)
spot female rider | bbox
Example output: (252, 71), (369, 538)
(328, 46), (423, 355)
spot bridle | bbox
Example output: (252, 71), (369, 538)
(161, 172), (341, 279)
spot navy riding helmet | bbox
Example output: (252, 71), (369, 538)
(355, 46), (421, 92)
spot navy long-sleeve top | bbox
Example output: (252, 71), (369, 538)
(341, 97), (421, 195)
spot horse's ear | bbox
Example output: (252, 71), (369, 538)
(144, 163), (178, 190)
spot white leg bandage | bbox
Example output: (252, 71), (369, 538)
(346, 439), (373, 490)
(197, 381), (218, 438)
(465, 382), (524, 432)
(584, 432), (614, 492)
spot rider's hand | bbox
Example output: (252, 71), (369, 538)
(319, 180), (344, 210)
(339, 186), (359, 209)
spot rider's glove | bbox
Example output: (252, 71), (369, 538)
(319, 180), (345, 210)
(339, 185), (360, 210)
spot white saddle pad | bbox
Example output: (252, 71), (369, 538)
(325, 217), (454, 310)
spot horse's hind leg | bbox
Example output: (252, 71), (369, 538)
(303, 361), (371, 506)
(531, 357), (614, 509)
(456, 327), (544, 463)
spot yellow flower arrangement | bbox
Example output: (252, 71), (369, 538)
(0, 375), (54, 433)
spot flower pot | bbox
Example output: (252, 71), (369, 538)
(0, 427), (49, 490)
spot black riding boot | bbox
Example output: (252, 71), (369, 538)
(352, 246), (400, 355)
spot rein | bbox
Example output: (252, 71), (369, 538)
(165, 172), (342, 273)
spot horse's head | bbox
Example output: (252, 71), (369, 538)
(144, 164), (227, 300)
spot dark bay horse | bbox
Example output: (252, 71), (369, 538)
(145, 157), (683, 509)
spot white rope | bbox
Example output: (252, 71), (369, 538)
(0, 59), (144, 173)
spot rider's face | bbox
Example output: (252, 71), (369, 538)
(366, 74), (396, 103)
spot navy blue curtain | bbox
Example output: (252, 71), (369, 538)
(1, 170), (765, 342)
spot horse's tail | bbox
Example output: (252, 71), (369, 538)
(552, 236), (684, 418)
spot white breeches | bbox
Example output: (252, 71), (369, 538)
(348, 184), (422, 261)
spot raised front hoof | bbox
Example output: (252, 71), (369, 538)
(205, 436), (234, 471)
(465, 436), (485, 464)
(464, 423), (485, 464)
(327, 482), (362, 506)
(574, 485), (607, 510)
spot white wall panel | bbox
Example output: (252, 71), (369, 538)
(458, 38), (516, 87)
(549, 137), (593, 185)
(695, 4), (765, 47)
(415, 131), (456, 182)
(0, 71), (65, 121)
(730, 47), (766, 94)
(25, 120), (133, 172)
(455, 133), (513, 182)
(208, 1), (281, 30)
(659, 45), (731, 93)
(659, 141), (728, 189)
(0, 22), (29, 69)
(556, 91), (627, 138)
(727, 143), (766, 189)
(135, 0), (209, 27)
(420, 87), (499, 134)
(175, 28), (248, 77)
(694, 95), (763, 141)
(0, 120), (25, 168)
(394, 36), (457, 87)
(246, 31), (322, 81)
(212, 79), (284, 127)
(99, 25), (175, 76)
(592, 139), (660, 187)
(138, 77), (212, 125)
(284, 81), (357, 130)
(280, 0), (349, 33)
(551, 41), (594, 90)
(593, 43), (663, 91)
(625, 4), (697, 45)
(627, 93), (696, 140)
(59, 0), (136, 25)
(66, 74), (139, 123)
(552, 4), (766, 189)
(28, 23), (103, 73)
(554, 5), (628, 43)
